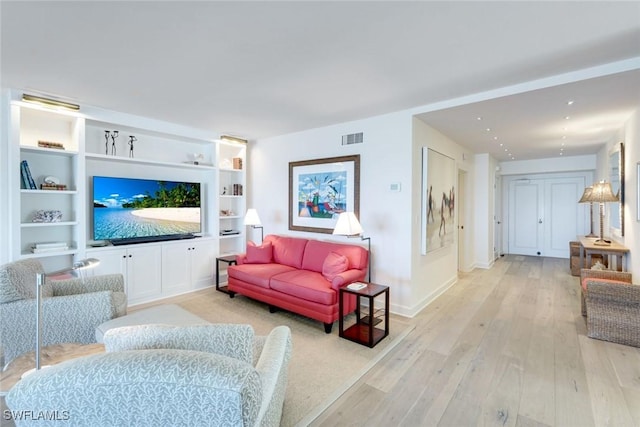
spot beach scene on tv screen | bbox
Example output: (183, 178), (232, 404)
(93, 177), (201, 240)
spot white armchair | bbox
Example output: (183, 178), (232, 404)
(7, 324), (292, 427)
(0, 259), (126, 366)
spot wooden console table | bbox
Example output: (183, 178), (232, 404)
(579, 236), (629, 272)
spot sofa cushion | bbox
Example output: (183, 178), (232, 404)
(271, 236), (308, 269)
(322, 252), (349, 282)
(246, 242), (273, 264)
(270, 270), (336, 305)
(229, 263), (297, 289)
(301, 239), (368, 273)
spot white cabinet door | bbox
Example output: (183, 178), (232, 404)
(126, 245), (162, 305)
(161, 241), (192, 296)
(86, 247), (127, 278)
(190, 239), (216, 289)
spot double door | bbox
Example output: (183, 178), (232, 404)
(507, 176), (586, 258)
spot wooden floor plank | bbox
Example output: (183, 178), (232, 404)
(579, 335), (636, 426)
(310, 255), (639, 427)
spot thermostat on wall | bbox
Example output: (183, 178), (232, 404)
(389, 182), (401, 192)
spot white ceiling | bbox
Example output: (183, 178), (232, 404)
(2, 1), (640, 161)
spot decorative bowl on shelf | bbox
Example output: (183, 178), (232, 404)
(32, 210), (62, 223)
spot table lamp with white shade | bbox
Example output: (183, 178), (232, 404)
(244, 209), (263, 243)
(332, 212), (371, 282)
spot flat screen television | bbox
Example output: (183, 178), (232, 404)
(92, 176), (201, 244)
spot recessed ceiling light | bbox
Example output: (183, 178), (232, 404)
(493, 136), (498, 140)
(565, 116), (570, 120)
(560, 152), (564, 156)
(504, 148), (508, 152)
(567, 100), (574, 106)
(500, 143), (503, 146)
(486, 128), (491, 132)
(477, 117), (482, 121)
(562, 135), (567, 139)
(563, 127), (567, 131)
(561, 142), (565, 146)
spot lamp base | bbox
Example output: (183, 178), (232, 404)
(21, 365), (52, 379)
(593, 239), (611, 246)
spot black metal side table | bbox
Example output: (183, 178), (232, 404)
(216, 255), (237, 295)
(339, 282), (389, 348)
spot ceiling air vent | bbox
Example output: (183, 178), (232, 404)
(341, 132), (363, 146)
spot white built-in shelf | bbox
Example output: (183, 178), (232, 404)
(219, 195), (243, 199)
(21, 221), (78, 228)
(220, 215), (242, 219)
(21, 189), (77, 195)
(219, 234), (243, 240)
(20, 145), (78, 157)
(219, 168), (244, 173)
(21, 248), (78, 259)
(85, 153), (216, 171)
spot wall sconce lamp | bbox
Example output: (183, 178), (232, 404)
(581, 181), (619, 246)
(578, 186), (597, 238)
(332, 212), (372, 282)
(29, 258), (100, 377)
(244, 209), (263, 243)
(220, 135), (247, 145)
(22, 94), (80, 111)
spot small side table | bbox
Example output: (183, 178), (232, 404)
(339, 282), (389, 348)
(216, 255), (237, 295)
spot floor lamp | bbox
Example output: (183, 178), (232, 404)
(582, 181), (619, 246)
(578, 186), (597, 238)
(244, 208), (264, 244)
(332, 212), (372, 282)
(30, 258), (100, 376)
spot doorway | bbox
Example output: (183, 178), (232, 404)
(505, 174), (590, 258)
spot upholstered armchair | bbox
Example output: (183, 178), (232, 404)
(0, 259), (126, 366)
(580, 268), (639, 347)
(7, 324), (293, 427)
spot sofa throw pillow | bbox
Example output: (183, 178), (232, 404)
(246, 242), (273, 264)
(322, 252), (349, 282)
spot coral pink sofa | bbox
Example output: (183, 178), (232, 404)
(228, 234), (369, 333)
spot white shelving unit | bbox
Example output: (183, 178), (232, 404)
(217, 140), (247, 256)
(4, 90), (248, 303)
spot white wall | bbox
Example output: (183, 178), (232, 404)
(622, 109), (639, 280)
(410, 118), (474, 316)
(251, 110), (416, 315)
(598, 109), (640, 279)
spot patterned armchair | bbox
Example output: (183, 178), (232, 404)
(7, 324), (292, 427)
(580, 268), (639, 347)
(0, 259), (126, 366)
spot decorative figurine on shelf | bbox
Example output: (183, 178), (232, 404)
(128, 135), (137, 158)
(104, 130), (110, 155)
(222, 187), (227, 195)
(111, 130), (119, 155)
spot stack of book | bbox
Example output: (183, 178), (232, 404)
(31, 241), (69, 254)
(37, 140), (65, 150)
(20, 160), (37, 189)
(232, 157), (243, 170)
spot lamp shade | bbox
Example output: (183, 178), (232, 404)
(578, 186), (593, 203)
(332, 212), (363, 236)
(244, 209), (262, 226)
(584, 181), (619, 203)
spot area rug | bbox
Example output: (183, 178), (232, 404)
(132, 288), (414, 426)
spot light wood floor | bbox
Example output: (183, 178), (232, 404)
(310, 255), (640, 427)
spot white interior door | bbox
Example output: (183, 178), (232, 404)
(508, 180), (543, 256)
(507, 176), (585, 258)
(543, 178), (585, 258)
